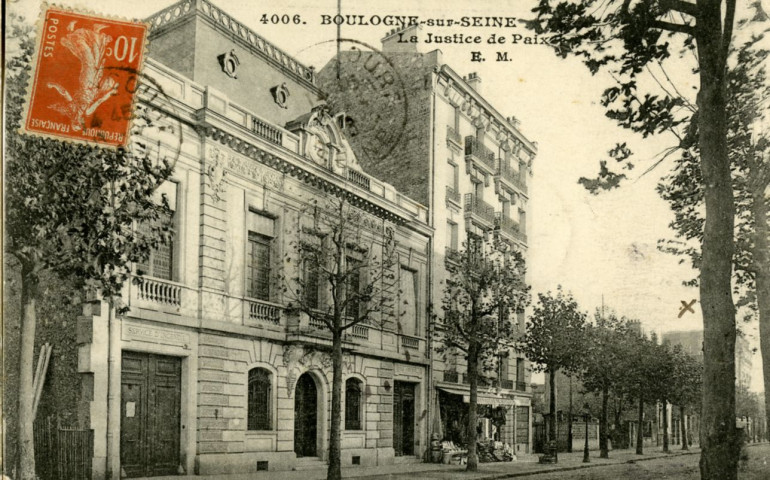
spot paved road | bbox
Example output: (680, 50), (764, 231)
(347, 444), (769, 480)
(523, 444), (769, 480)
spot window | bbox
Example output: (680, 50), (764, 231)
(468, 233), (483, 261)
(136, 181), (177, 280)
(247, 212), (275, 301)
(345, 378), (363, 430)
(248, 368), (272, 430)
(447, 221), (459, 251)
(473, 180), (484, 200)
(451, 162), (459, 191)
(399, 267), (418, 336)
(516, 358), (525, 385)
(499, 354), (509, 383)
(302, 234), (323, 309)
(247, 233), (271, 300)
(345, 256), (362, 319)
(448, 104), (459, 131)
(519, 209), (527, 232)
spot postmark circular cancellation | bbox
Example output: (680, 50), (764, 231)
(300, 38), (411, 164)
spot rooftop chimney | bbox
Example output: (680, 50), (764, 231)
(466, 72), (482, 93)
(381, 24), (422, 53)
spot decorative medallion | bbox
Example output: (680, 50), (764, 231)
(271, 83), (290, 109)
(218, 49), (240, 78)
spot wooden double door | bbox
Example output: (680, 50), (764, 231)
(393, 381), (416, 456)
(120, 351), (181, 478)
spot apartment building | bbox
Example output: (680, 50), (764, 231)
(318, 24), (538, 454)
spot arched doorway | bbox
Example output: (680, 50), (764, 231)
(294, 373), (318, 457)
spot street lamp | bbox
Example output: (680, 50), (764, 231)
(583, 403), (590, 463)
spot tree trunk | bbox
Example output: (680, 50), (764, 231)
(681, 406), (689, 451)
(466, 342), (480, 471)
(696, 4), (739, 480)
(567, 377), (572, 453)
(327, 327), (343, 480)
(751, 184), (770, 443)
(600, 385), (609, 458)
(548, 367), (558, 463)
(662, 401), (669, 453)
(17, 268), (38, 480)
(636, 394), (644, 455)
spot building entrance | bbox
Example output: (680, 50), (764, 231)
(120, 351), (181, 477)
(294, 373), (318, 457)
(393, 381), (416, 456)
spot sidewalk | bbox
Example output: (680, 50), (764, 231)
(140, 446), (703, 480)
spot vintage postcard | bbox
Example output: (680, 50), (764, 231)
(3, 0), (768, 479)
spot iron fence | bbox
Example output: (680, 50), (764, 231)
(34, 417), (93, 480)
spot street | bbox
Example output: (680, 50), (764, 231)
(517, 445), (770, 480)
(330, 444), (770, 480)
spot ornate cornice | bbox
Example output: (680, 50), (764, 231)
(198, 124), (428, 229)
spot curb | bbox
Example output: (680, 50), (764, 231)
(468, 449), (702, 480)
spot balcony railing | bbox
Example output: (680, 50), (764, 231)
(246, 298), (282, 324)
(447, 126), (462, 146)
(401, 335), (420, 350)
(465, 136), (496, 172)
(446, 185), (461, 205)
(135, 277), (182, 307)
(443, 371), (459, 383)
(500, 379), (514, 390)
(495, 212), (527, 243)
(346, 323), (370, 340)
(347, 169), (371, 191)
(497, 160), (518, 184)
(512, 173), (528, 194)
(464, 193), (496, 225)
(251, 116), (283, 145)
(309, 315), (327, 330)
(495, 212), (520, 234)
(516, 382), (528, 392)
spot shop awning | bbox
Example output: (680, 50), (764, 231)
(437, 385), (516, 407)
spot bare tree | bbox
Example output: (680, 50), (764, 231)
(282, 196), (396, 480)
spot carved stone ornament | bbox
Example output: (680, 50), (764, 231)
(218, 49), (240, 78)
(306, 127), (331, 166)
(207, 147), (228, 202)
(271, 83), (290, 109)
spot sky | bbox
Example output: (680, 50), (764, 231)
(6, 0), (766, 392)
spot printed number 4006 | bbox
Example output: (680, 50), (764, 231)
(260, 14), (304, 25)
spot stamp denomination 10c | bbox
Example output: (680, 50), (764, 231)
(21, 6), (148, 148)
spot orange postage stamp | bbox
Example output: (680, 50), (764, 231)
(21, 6), (148, 148)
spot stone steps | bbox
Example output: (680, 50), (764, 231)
(292, 457), (327, 471)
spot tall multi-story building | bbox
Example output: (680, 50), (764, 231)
(318, 24), (538, 454)
(662, 329), (753, 389)
(32, 1), (434, 477)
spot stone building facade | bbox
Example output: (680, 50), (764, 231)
(318, 25), (538, 455)
(74, 1), (432, 477)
